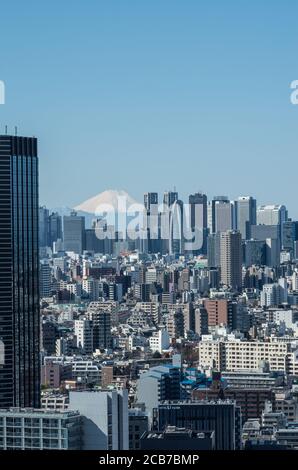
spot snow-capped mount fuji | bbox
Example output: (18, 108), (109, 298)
(74, 189), (140, 214)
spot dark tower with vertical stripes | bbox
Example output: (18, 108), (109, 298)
(0, 135), (40, 408)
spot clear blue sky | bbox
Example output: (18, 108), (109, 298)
(0, 1), (298, 216)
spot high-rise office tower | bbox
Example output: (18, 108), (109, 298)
(189, 192), (208, 255)
(257, 204), (288, 226)
(39, 206), (49, 248)
(207, 232), (221, 267)
(212, 196), (233, 233)
(144, 192), (158, 211)
(282, 220), (295, 253)
(39, 208), (62, 249)
(163, 190), (178, 207)
(207, 201), (213, 232)
(85, 227), (105, 253)
(144, 192), (159, 253)
(63, 211), (85, 254)
(170, 199), (184, 255)
(220, 230), (242, 292)
(162, 191), (183, 255)
(48, 211), (62, 247)
(257, 204), (287, 245)
(236, 196), (257, 240)
(0, 135), (40, 408)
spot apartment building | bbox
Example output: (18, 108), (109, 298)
(198, 340), (289, 372)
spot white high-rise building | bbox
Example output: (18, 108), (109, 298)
(257, 205), (287, 226)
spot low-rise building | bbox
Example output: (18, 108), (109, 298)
(0, 409), (81, 450)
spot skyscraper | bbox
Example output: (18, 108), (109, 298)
(257, 204), (287, 226)
(144, 192), (159, 253)
(48, 211), (62, 247)
(282, 220), (295, 253)
(220, 230), (242, 292)
(163, 191), (178, 207)
(0, 135), (40, 408)
(257, 204), (288, 245)
(63, 211), (85, 254)
(207, 232), (221, 268)
(144, 192), (158, 212)
(39, 206), (49, 248)
(189, 192), (208, 255)
(39, 208), (62, 250)
(162, 191), (183, 255)
(236, 196), (257, 240)
(212, 196), (233, 233)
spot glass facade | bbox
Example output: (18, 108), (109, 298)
(0, 410), (82, 450)
(155, 401), (242, 450)
(0, 136), (40, 408)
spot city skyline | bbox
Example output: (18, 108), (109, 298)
(0, 1), (298, 216)
(1, 1), (298, 458)
(41, 188), (294, 237)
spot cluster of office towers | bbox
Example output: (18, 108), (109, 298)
(40, 191), (293, 295)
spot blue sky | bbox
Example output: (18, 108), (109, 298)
(0, 1), (298, 215)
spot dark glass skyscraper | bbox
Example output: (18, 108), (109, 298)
(63, 211), (85, 254)
(39, 205), (49, 248)
(0, 135), (40, 408)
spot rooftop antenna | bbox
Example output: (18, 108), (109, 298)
(5, 125), (7, 135)
(15, 126), (18, 136)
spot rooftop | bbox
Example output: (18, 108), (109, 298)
(0, 408), (80, 418)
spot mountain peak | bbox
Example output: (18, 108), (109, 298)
(74, 189), (140, 213)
